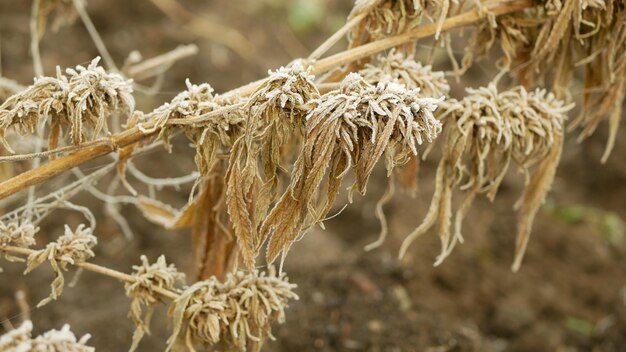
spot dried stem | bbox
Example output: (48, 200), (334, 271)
(71, 0), (118, 71)
(0, 0), (534, 201)
(308, 12), (368, 61)
(125, 44), (199, 81)
(0, 245), (179, 300)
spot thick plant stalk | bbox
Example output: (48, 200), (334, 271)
(0, 0), (534, 201)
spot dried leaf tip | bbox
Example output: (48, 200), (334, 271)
(25, 224), (97, 307)
(125, 255), (186, 352)
(0, 57), (134, 153)
(167, 268), (298, 352)
(0, 320), (94, 352)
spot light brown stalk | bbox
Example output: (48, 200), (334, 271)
(308, 12), (368, 61)
(1, 245), (179, 300)
(0, 0), (534, 201)
(125, 44), (199, 81)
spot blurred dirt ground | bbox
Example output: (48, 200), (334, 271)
(1, 0), (625, 351)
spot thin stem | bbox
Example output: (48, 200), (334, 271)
(0, 245), (180, 300)
(125, 44), (199, 81)
(72, 0), (118, 71)
(29, 0), (43, 77)
(308, 12), (367, 61)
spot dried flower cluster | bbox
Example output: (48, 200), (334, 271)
(359, 50), (450, 98)
(167, 268), (298, 352)
(400, 83), (573, 269)
(349, 0), (451, 45)
(257, 73), (442, 266)
(0, 57), (134, 153)
(0, 320), (94, 352)
(25, 224), (97, 307)
(125, 255), (186, 352)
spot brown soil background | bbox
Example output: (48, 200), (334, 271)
(1, 1), (625, 351)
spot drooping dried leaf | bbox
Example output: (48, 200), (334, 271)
(400, 83), (572, 269)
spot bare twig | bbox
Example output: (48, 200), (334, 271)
(71, 0), (118, 71)
(0, 245), (179, 300)
(125, 44), (199, 81)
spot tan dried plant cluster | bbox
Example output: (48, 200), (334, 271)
(0, 57), (134, 153)
(2, 0), (626, 350)
(167, 268), (298, 352)
(258, 73), (442, 266)
(465, 1), (626, 161)
(349, 0), (452, 46)
(25, 224), (97, 307)
(0, 320), (94, 352)
(125, 255), (186, 352)
(400, 83), (573, 270)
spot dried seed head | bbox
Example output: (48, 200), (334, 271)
(260, 73), (443, 265)
(349, 0), (451, 44)
(125, 255), (186, 352)
(0, 57), (134, 153)
(359, 50), (451, 98)
(0, 219), (38, 248)
(25, 224), (98, 307)
(0, 320), (32, 351)
(167, 268), (298, 352)
(0, 320), (94, 352)
(400, 83), (572, 270)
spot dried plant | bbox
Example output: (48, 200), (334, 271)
(0, 57), (134, 153)
(125, 255), (186, 352)
(260, 73), (442, 265)
(167, 268), (298, 352)
(226, 61), (319, 269)
(2, 0), (625, 350)
(400, 83), (573, 269)
(25, 224), (97, 307)
(359, 49), (450, 97)
(0, 320), (94, 352)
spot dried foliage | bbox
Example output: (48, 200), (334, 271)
(259, 73), (442, 265)
(0, 219), (38, 249)
(25, 224), (97, 307)
(0, 57), (134, 153)
(167, 268), (298, 352)
(400, 83), (573, 269)
(0, 320), (94, 352)
(226, 61), (319, 269)
(359, 50), (450, 97)
(348, 0), (451, 45)
(125, 255), (186, 352)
